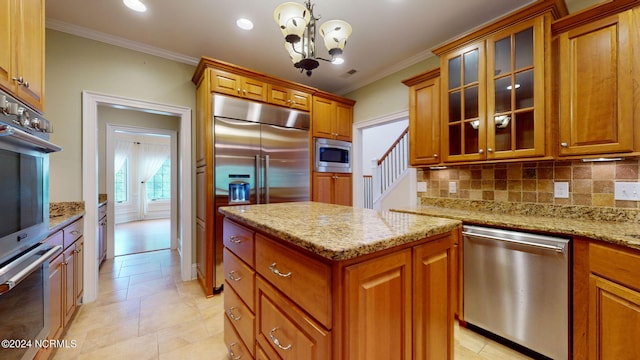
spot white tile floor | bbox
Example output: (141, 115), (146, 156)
(52, 249), (533, 359)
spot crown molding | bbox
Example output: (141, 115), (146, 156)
(46, 19), (199, 66)
(337, 48), (436, 95)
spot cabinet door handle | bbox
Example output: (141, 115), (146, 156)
(487, 148), (493, 153)
(560, 142), (568, 148)
(229, 235), (242, 244)
(478, 149), (484, 154)
(74, 247), (82, 254)
(227, 270), (242, 281)
(226, 306), (241, 321)
(434, 153), (438, 158)
(269, 327), (292, 351)
(228, 342), (242, 360)
(269, 263), (292, 278)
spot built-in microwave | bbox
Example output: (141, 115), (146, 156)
(314, 138), (352, 173)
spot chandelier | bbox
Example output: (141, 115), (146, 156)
(274, 1), (352, 76)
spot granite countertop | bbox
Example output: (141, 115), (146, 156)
(218, 201), (461, 261)
(49, 201), (85, 234)
(393, 200), (640, 252)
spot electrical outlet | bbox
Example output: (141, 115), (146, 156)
(417, 182), (427, 192)
(449, 181), (457, 194)
(554, 182), (569, 198)
(614, 182), (640, 201)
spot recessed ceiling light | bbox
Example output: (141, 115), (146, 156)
(123, 0), (147, 13)
(236, 18), (254, 30)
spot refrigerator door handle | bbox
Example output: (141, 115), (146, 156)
(264, 155), (270, 203)
(255, 155), (262, 204)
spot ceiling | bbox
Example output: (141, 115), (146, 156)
(45, 0), (586, 95)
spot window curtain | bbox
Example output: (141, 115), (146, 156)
(138, 143), (170, 216)
(114, 140), (133, 173)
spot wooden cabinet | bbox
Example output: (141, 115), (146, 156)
(41, 218), (84, 359)
(438, 17), (549, 163)
(312, 172), (352, 206)
(554, 7), (640, 158)
(98, 202), (107, 266)
(0, 0), (45, 112)
(222, 219), (257, 357)
(403, 69), (441, 166)
(222, 217), (458, 360)
(211, 69), (267, 102)
(312, 94), (355, 141)
(268, 84), (311, 111)
(433, 1), (565, 164)
(344, 249), (413, 360)
(573, 239), (640, 359)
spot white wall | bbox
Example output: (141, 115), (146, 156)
(361, 119), (408, 175)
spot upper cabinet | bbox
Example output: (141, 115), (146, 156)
(553, 4), (640, 158)
(431, 0), (566, 164)
(402, 69), (441, 166)
(436, 16), (555, 163)
(0, 0), (45, 112)
(268, 84), (311, 111)
(210, 69), (267, 102)
(312, 92), (355, 141)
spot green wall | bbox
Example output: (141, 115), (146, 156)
(45, 29), (196, 201)
(345, 56), (440, 123)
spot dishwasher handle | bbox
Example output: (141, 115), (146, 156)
(462, 230), (567, 254)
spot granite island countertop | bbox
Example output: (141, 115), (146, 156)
(393, 199), (640, 252)
(218, 201), (461, 261)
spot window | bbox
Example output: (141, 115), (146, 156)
(114, 159), (128, 203)
(146, 159), (171, 201)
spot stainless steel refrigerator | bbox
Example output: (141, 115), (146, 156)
(212, 94), (310, 291)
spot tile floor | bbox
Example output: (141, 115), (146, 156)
(114, 219), (171, 256)
(52, 249), (533, 360)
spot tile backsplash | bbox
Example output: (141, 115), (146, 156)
(417, 159), (640, 209)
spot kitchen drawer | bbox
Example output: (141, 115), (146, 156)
(223, 218), (255, 267)
(45, 230), (64, 251)
(256, 277), (331, 360)
(224, 314), (253, 360)
(224, 282), (255, 357)
(255, 234), (332, 328)
(223, 248), (255, 312)
(589, 242), (640, 291)
(63, 218), (84, 249)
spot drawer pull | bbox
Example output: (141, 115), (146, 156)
(227, 270), (242, 281)
(226, 306), (241, 321)
(269, 327), (292, 351)
(269, 263), (292, 278)
(70, 230), (81, 236)
(229, 235), (242, 244)
(228, 342), (242, 360)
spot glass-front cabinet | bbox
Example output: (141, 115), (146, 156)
(440, 16), (549, 163)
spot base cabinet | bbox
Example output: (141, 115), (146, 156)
(574, 238), (640, 359)
(38, 218), (84, 360)
(312, 172), (352, 206)
(98, 202), (107, 266)
(222, 218), (458, 360)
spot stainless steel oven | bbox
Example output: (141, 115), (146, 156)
(314, 137), (352, 173)
(0, 243), (61, 360)
(0, 89), (61, 359)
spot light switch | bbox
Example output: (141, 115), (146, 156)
(614, 182), (640, 201)
(554, 182), (569, 198)
(449, 181), (457, 194)
(417, 182), (427, 192)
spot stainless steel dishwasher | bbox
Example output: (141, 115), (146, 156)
(462, 225), (570, 360)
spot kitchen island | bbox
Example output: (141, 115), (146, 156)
(218, 201), (461, 360)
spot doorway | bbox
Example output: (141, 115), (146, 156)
(106, 125), (177, 256)
(82, 91), (192, 303)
